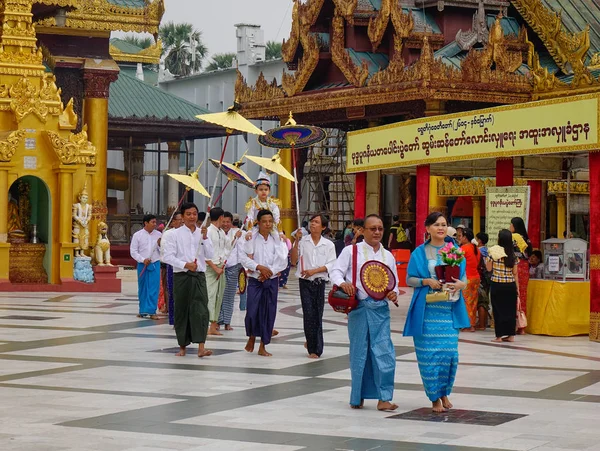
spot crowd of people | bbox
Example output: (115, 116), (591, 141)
(130, 172), (541, 414)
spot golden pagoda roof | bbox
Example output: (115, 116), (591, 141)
(109, 39), (162, 64)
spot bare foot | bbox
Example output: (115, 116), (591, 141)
(308, 353), (319, 359)
(216, 324), (221, 331)
(502, 336), (515, 342)
(245, 337), (255, 353)
(491, 338), (503, 343)
(175, 346), (186, 356)
(208, 323), (222, 336)
(432, 399), (446, 413)
(149, 314), (159, 320)
(350, 400), (364, 409)
(225, 325), (233, 331)
(441, 396), (453, 409)
(517, 329), (526, 335)
(272, 329), (279, 337)
(377, 400), (398, 412)
(198, 349), (213, 358)
(468, 326), (476, 332)
(303, 341), (307, 349)
(258, 344), (272, 357)
(136, 314), (144, 318)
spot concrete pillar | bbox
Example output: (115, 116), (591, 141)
(167, 141), (181, 214)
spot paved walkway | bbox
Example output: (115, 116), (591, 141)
(0, 271), (598, 450)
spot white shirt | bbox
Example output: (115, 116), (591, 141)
(330, 241), (400, 300)
(159, 227), (179, 260)
(206, 224), (226, 266)
(224, 227), (244, 268)
(130, 228), (162, 264)
(241, 232), (288, 279)
(162, 224), (214, 273)
(295, 234), (337, 281)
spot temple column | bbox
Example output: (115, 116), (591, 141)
(365, 171), (380, 216)
(589, 151), (600, 342)
(496, 158), (514, 186)
(472, 197), (481, 234)
(131, 147), (145, 213)
(167, 141), (181, 214)
(355, 172), (367, 218)
(83, 65), (118, 241)
(416, 165), (430, 246)
(556, 194), (566, 239)
(527, 181), (542, 248)
(55, 165), (78, 283)
(548, 195), (557, 237)
(0, 163), (13, 281)
(280, 148), (295, 235)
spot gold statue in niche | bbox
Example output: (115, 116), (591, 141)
(72, 184), (92, 256)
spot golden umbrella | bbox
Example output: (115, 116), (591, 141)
(245, 150), (296, 182)
(195, 102), (266, 223)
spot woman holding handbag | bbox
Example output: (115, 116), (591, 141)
(403, 212), (470, 413)
(510, 217), (532, 334)
(486, 229), (519, 343)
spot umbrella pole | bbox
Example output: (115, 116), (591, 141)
(202, 132), (231, 227)
(291, 143), (301, 229)
(211, 179), (231, 207)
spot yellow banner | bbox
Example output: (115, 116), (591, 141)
(346, 94), (600, 173)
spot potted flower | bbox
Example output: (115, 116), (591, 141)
(438, 242), (465, 283)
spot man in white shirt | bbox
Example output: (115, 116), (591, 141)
(240, 209), (288, 357)
(160, 211), (182, 325)
(205, 207), (227, 336)
(218, 211), (244, 330)
(130, 214), (162, 320)
(162, 202), (214, 358)
(330, 214), (399, 412)
(291, 214), (336, 359)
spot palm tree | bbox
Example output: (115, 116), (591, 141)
(205, 53), (236, 71)
(121, 34), (153, 50)
(265, 40), (282, 60)
(159, 21), (208, 76)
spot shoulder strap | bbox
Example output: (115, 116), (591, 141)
(352, 243), (357, 287)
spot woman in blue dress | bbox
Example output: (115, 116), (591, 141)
(403, 212), (470, 412)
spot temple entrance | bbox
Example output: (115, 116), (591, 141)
(8, 176), (51, 284)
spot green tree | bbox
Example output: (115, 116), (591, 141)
(121, 34), (153, 50)
(265, 40), (282, 60)
(205, 52), (236, 71)
(159, 21), (208, 76)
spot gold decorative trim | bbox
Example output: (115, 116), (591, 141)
(437, 177), (528, 197)
(281, 0), (324, 63)
(59, 98), (78, 130)
(281, 32), (319, 96)
(591, 311), (600, 342)
(0, 130), (26, 162)
(367, 0), (413, 51)
(235, 70), (284, 104)
(590, 254), (600, 271)
(109, 40), (162, 65)
(44, 126), (97, 166)
(331, 15), (369, 88)
(35, 0), (165, 35)
(547, 181), (589, 195)
(512, 0), (590, 76)
(35, 0), (79, 6)
(332, 0), (357, 24)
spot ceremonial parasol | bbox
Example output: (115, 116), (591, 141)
(209, 151), (254, 207)
(244, 150), (295, 182)
(258, 112), (326, 226)
(360, 260), (397, 304)
(140, 164), (209, 279)
(196, 102), (266, 223)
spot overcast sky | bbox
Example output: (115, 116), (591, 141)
(162, 0), (294, 62)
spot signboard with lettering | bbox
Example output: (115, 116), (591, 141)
(346, 94), (599, 173)
(485, 186), (530, 245)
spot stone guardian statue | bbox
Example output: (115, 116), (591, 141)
(72, 184), (92, 256)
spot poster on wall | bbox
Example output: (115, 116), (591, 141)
(485, 186), (530, 245)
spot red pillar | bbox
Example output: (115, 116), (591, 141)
(496, 158), (514, 187)
(589, 152), (600, 342)
(527, 181), (542, 249)
(416, 165), (430, 246)
(354, 172), (367, 218)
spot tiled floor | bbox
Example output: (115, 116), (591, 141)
(0, 270), (598, 450)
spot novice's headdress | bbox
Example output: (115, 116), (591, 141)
(254, 171), (271, 189)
